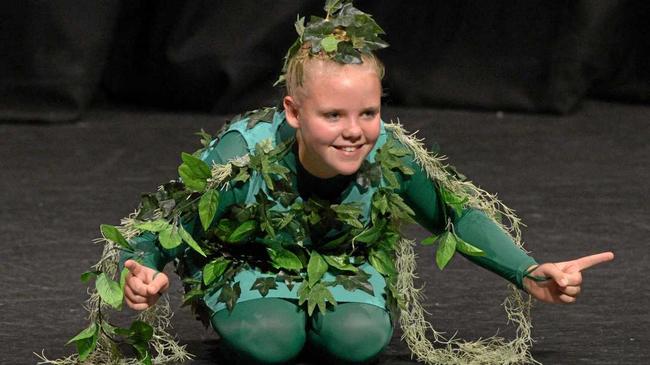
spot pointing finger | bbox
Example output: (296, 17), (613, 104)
(125, 259), (143, 276)
(569, 252), (615, 272)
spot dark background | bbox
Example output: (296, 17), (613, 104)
(1, 0), (650, 123)
(1, 1), (649, 364)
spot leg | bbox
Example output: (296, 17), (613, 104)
(307, 303), (393, 364)
(211, 298), (307, 364)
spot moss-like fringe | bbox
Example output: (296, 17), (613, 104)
(40, 122), (538, 364)
(388, 121), (539, 364)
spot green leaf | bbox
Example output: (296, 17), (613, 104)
(268, 247), (303, 271)
(435, 232), (457, 270)
(420, 233), (440, 246)
(199, 189), (219, 231)
(119, 267), (129, 292)
(196, 128), (213, 148)
(179, 224), (207, 257)
(95, 273), (123, 309)
(182, 287), (204, 307)
(250, 277), (278, 297)
(324, 0), (343, 14)
(323, 254), (357, 272)
(178, 152), (211, 192)
(129, 320), (154, 342)
(181, 152), (211, 179)
(203, 258), (230, 286)
(455, 234), (485, 257)
(158, 224), (182, 249)
(133, 343), (152, 365)
(354, 220), (385, 244)
(218, 282), (242, 312)
(335, 271), (374, 296)
(298, 282), (337, 316)
(67, 322), (99, 361)
(227, 220), (257, 243)
(307, 252), (328, 287)
(321, 34), (340, 52)
(80, 271), (99, 283)
(178, 164), (207, 191)
(372, 193), (388, 215)
(388, 191), (416, 217)
(66, 322), (98, 345)
(100, 224), (133, 251)
(232, 168), (250, 183)
(369, 249), (396, 277)
(133, 219), (169, 233)
(294, 15), (306, 38)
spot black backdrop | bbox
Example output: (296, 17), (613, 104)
(2, 0), (649, 122)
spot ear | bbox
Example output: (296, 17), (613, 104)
(283, 95), (300, 129)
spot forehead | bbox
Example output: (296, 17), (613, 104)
(298, 59), (380, 99)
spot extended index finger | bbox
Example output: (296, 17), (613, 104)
(570, 251), (615, 272)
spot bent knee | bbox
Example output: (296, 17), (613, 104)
(309, 303), (393, 364)
(212, 298), (306, 364)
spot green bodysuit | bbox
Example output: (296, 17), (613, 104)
(121, 108), (537, 364)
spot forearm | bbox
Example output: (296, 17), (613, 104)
(454, 208), (537, 289)
(120, 129), (250, 271)
(398, 146), (536, 289)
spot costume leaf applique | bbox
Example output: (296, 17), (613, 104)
(250, 277), (278, 297)
(334, 270), (374, 296)
(217, 282), (242, 312)
(298, 282), (337, 316)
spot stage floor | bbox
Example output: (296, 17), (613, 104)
(1, 101), (647, 364)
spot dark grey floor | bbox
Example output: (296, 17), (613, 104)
(1, 101), (648, 364)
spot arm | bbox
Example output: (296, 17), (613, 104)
(395, 144), (614, 301)
(397, 153), (537, 290)
(120, 131), (249, 272)
(121, 130), (250, 310)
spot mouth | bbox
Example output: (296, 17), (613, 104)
(333, 145), (363, 152)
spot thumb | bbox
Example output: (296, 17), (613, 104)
(147, 272), (169, 296)
(539, 263), (569, 287)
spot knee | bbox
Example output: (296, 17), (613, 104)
(212, 299), (306, 364)
(309, 303), (393, 364)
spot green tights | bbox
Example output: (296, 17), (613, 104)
(211, 298), (393, 364)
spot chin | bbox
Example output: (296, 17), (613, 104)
(332, 161), (364, 176)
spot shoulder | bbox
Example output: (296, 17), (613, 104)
(201, 107), (285, 164)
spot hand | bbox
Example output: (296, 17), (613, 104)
(123, 259), (170, 310)
(523, 251), (614, 304)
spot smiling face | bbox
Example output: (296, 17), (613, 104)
(283, 59), (382, 178)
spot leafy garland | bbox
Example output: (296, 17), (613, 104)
(48, 109), (492, 365)
(275, 0), (389, 86)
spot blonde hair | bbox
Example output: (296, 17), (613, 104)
(284, 43), (385, 98)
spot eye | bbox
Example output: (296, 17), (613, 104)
(361, 109), (378, 119)
(324, 112), (340, 120)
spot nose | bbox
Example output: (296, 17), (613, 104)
(341, 117), (362, 141)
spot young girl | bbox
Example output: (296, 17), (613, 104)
(60, 2), (613, 365)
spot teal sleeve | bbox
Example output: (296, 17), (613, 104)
(120, 130), (249, 271)
(398, 153), (537, 290)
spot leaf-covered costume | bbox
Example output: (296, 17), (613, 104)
(114, 107), (539, 364)
(124, 108), (536, 315)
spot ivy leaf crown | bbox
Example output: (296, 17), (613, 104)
(275, 0), (389, 86)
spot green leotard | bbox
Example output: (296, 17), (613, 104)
(120, 110), (537, 364)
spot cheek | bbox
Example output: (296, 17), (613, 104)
(363, 119), (382, 143)
(304, 122), (339, 145)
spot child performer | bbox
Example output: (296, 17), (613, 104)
(48, 2), (613, 365)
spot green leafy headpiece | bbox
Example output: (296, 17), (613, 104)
(275, 0), (389, 86)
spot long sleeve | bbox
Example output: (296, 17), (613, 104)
(397, 151), (537, 290)
(120, 131), (250, 271)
